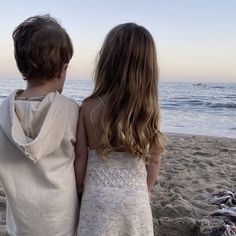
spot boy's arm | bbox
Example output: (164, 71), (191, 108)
(74, 104), (88, 197)
(146, 146), (161, 192)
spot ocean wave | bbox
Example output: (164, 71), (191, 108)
(186, 100), (204, 105)
(192, 83), (227, 89)
(210, 86), (225, 89)
(187, 101), (236, 109)
(174, 97), (190, 100)
(206, 103), (236, 109)
(161, 100), (236, 110)
(225, 95), (236, 99)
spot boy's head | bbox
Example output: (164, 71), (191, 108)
(13, 15), (73, 86)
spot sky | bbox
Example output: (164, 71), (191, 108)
(0, 0), (235, 82)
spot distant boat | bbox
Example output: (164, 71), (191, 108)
(193, 83), (207, 87)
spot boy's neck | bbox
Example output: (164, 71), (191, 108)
(19, 79), (63, 98)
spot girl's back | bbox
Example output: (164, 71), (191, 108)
(77, 97), (154, 235)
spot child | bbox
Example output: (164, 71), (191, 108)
(0, 15), (79, 236)
(75, 23), (165, 236)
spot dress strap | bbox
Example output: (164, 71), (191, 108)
(89, 96), (106, 128)
(97, 96), (106, 108)
(90, 106), (96, 128)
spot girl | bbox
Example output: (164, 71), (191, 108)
(75, 23), (165, 236)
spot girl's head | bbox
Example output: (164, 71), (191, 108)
(93, 23), (158, 97)
(90, 23), (165, 159)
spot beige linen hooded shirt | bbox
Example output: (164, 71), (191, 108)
(0, 90), (79, 236)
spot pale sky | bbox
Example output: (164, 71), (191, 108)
(0, 0), (235, 82)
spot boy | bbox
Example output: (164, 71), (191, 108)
(0, 15), (79, 236)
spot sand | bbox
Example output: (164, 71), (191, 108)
(152, 133), (236, 236)
(0, 187), (6, 236)
(0, 133), (236, 236)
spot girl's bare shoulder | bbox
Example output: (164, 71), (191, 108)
(80, 97), (102, 117)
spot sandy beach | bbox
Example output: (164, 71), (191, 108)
(0, 133), (235, 236)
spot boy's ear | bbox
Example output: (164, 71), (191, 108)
(63, 63), (68, 71)
(56, 63), (68, 79)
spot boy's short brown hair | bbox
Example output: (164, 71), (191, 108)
(13, 15), (73, 84)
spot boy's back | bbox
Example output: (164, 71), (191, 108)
(0, 15), (79, 236)
(0, 91), (79, 236)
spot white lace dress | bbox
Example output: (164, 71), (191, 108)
(77, 149), (154, 236)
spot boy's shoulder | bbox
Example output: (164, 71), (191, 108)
(62, 95), (80, 120)
(59, 94), (79, 109)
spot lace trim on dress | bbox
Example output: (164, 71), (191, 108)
(85, 167), (146, 189)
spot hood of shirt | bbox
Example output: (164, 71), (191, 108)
(0, 90), (71, 162)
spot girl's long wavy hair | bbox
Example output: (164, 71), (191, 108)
(88, 23), (165, 160)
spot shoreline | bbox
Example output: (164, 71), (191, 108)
(164, 131), (236, 140)
(1, 133), (236, 236)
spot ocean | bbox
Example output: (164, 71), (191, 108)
(0, 78), (235, 138)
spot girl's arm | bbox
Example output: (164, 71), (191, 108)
(74, 104), (88, 197)
(146, 146), (161, 192)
